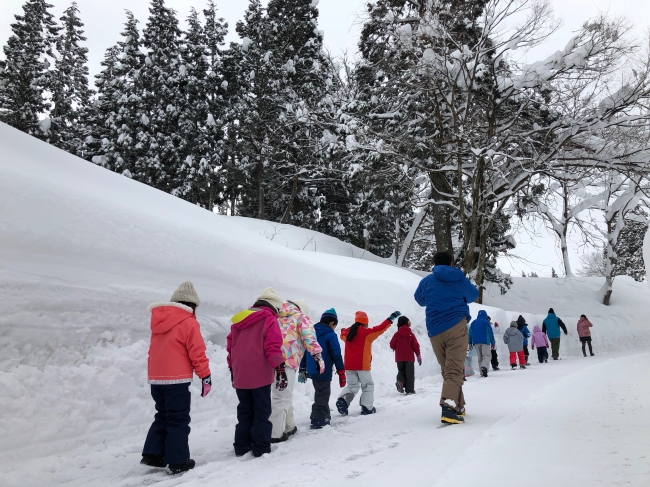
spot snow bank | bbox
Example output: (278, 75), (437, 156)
(1, 121), (649, 476)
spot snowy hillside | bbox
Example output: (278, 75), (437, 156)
(1, 122), (650, 486)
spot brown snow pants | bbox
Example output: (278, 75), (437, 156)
(429, 319), (468, 410)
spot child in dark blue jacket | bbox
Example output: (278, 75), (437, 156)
(299, 308), (345, 429)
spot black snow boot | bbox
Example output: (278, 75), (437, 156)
(336, 397), (349, 416)
(141, 454), (166, 468)
(480, 367), (488, 377)
(396, 381), (405, 393)
(519, 365), (526, 370)
(270, 432), (289, 443)
(511, 364), (517, 370)
(360, 405), (377, 415)
(287, 426), (297, 437)
(441, 404), (464, 424)
(169, 459), (195, 475)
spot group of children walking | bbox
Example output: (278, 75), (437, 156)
(139, 282), (421, 474)
(139, 281), (596, 475)
(466, 309), (596, 377)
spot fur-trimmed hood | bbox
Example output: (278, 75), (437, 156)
(149, 302), (195, 335)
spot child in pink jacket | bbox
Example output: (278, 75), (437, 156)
(142, 282), (211, 475)
(227, 288), (286, 458)
(530, 325), (550, 363)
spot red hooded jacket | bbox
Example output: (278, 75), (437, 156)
(147, 303), (211, 384)
(227, 306), (285, 389)
(390, 325), (421, 362)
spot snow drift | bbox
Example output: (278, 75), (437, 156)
(1, 122), (649, 485)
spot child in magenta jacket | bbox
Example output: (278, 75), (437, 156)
(142, 282), (211, 475)
(389, 316), (421, 394)
(530, 325), (550, 363)
(227, 288), (286, 458)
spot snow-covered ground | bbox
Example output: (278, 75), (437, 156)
(1, 122), (649, 486)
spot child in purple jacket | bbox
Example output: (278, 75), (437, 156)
(530, 325), (550, 363)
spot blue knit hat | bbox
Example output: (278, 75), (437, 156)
(320, 308), (338, 324)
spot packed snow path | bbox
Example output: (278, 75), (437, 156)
(4, 350), (649, 486)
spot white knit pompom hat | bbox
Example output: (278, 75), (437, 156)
(289, 299), (309, 317)
(256, 287), (282, 312)
(170, 281), (200, 306)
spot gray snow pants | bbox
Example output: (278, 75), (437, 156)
(475, 344), (492, 370)
(338, 370), (374, 409)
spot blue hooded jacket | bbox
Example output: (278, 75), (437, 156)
(414, 265), (480, 337)
(303, 323), (344, 381)
(542, 313), (567, 339)
(468, 310), (495, 346)
(516, 316), (531, 346)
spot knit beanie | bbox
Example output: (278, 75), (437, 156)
(289, 299), (309, 317)
(320, 308), (338, 323)
(510, 321), (517, 327)
(397, 316), (410, 328)
(355, 311), (369, 325)
(170, 281), (200, 306)
(256, 287), (283, 312)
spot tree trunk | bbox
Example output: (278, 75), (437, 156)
(560, 184), (574, 278)
(602, 219), (616, 306)
(280, 173), (299, 224)
(474, 218), (489, 304)
(464, 157), (484, 275)
(397, 209), (426, 267)
(429, 172), (453, 253)
(256, 161), (264, 220)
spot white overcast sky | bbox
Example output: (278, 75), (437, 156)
(1, 0), (649, 276)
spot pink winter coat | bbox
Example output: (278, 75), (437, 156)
(577, 317), (593, 337)
(147, 303), (211, 384)
(227, 306), (285, 389)
(530, 325), (550, 350)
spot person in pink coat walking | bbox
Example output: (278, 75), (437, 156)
(227, 288), (286, 458)
(577, 315), (595, 357)
(530, 325), (550, 363)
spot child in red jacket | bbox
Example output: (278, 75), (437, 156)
(142, 282), (211, 475)
(389, 316), (422, 394)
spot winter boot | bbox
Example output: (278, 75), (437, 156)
(395, 381), (405, 393)
(286, 426), (298, 437)
(270, 432), (289, 443)
(169, 459), (195, 475)
(336, 397), (349, 416)
(584, 353), (587, 357)
(511, 364), (517, 370)
(140, 454), (166, 468)
(457, 406), (466, 417)
(310, 417), (330, 430)
(441, 404), (464, 424)
(360, 405), (377, 415)
(590, 353), (595, 356)
(492, 365), (500, 371)
(519, 365), (526, 370)
(480, 367), (488, 377)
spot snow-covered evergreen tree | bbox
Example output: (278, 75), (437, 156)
(49, 2), (92, 153)
(83, 11), (145, 178)
(0, 0), (59, 137)
(138, 0), (185, 193)
(614, 206), (648, 282)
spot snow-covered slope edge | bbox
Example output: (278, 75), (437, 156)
(1, 122), (650, 470)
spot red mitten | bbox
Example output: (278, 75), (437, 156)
(337, 370), (346, 388)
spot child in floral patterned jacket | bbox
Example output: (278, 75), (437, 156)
(269, 300), (324, 443)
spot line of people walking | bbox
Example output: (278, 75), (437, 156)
(138, 254), (597, 474)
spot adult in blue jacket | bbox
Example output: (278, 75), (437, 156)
(300, 308), (345, 429)
(414, 251), (479, 424)
(468, 310), (495, 377)
(542, 308), (568, 360)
